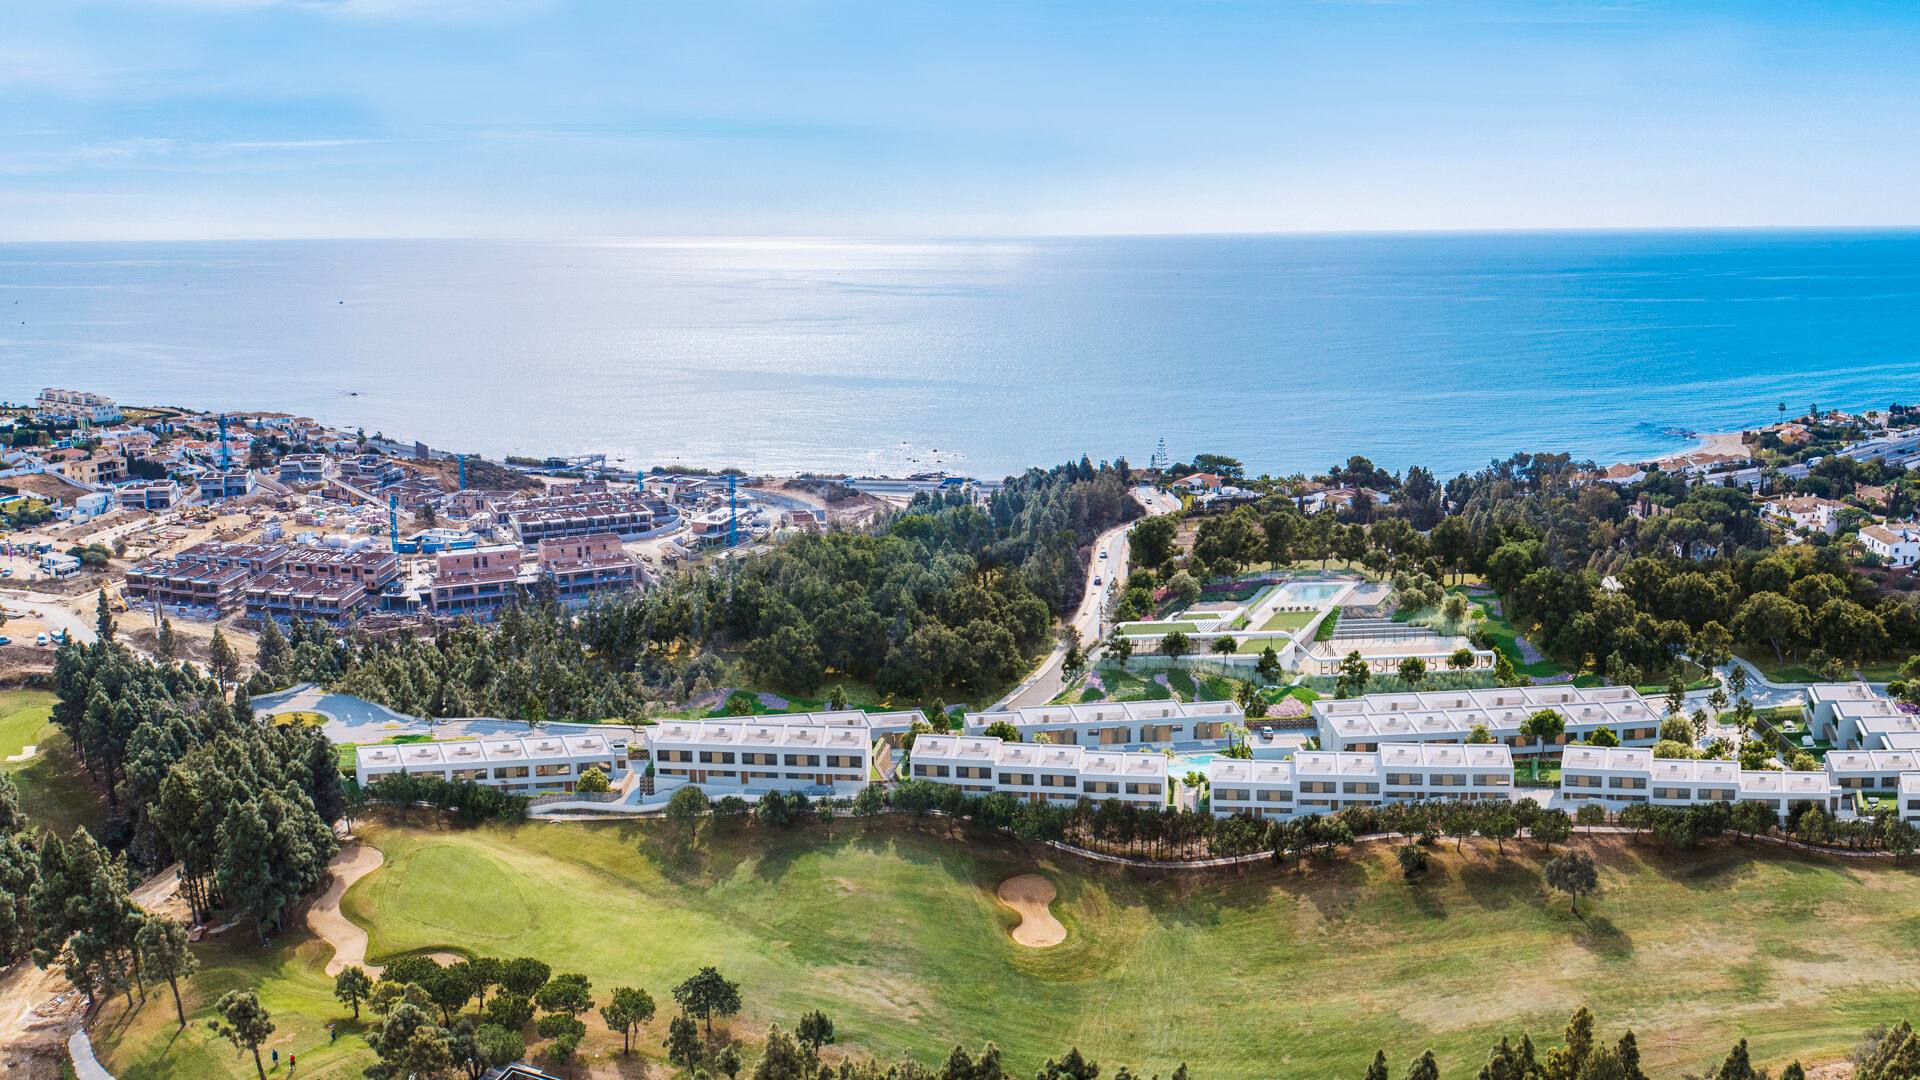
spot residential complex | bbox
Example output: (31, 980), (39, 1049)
(1312, 683), (1659, 754)
(35, 388), (123, 425)
(1208, 743), (1515, 819)
(910, 735), (1169, 808)
(959, 699), (1243, 746)
(127, 541), (400, 622)
(356, 732), (630, 794)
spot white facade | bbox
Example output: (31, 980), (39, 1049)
(1559, 745), (1843, 814)
(35, 388), (122, 424)
(1315, 684), (1659, 755)
(355, 732), (627, 794)
(644, 714), (875, 797)
(1208, 743), (1514, 819)
(960, 699), (1243, 748)
(910, 734), (1169, 808)
(1861, 525), (1920, 567)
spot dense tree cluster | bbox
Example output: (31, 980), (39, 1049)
(48, 596), (342, 931)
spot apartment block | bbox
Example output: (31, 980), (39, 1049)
(537, 532), (642, 603)
(645, 714), (876, 798)
(1315, 684), (1658, 756)
(355, 732), (628, 794)
(276, 455), (329, 484)
(496, 490), (660, 544)
(117, 478), (191, 510)
(959, 699), (1244, 748)
(125, 541), (289, 615)
(910, 735), (1169, 808)
(35, 388), (122, 425)
(1207, 743), (1514, 819)
(1558, 745), (1842, 814)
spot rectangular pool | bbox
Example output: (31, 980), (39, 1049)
(1277, 581), (1345, 604)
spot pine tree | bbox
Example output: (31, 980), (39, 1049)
(137, 916), (198, 1027)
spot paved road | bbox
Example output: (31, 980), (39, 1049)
(991, 517), (1137, 711)
(0, 590), (96, 646)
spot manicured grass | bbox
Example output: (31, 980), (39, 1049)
(1735, 650), (1904, 685)
(1259, 610), (1316, 632)
(0, 690), (105, 838)
(1119, 621), (1200, 634)
(94, 818), (1920, 1080)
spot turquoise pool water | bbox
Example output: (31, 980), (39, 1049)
(1277, 581), (1344, 603)
(1176, 752), (1219, 773)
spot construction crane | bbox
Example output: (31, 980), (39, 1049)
(217, 414), (231, 470)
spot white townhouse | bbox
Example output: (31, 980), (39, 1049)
(355, 732), (626, 794)
(1901, 774), (1920, 825)
(1860, 524), (1920, 568)
(960, 699), (1242, 748)
(1738, 769), (1838, 817)
(909, 734), (1169, 809)
(1559, 746), (1843, 815)
(1822, 750), (1920, 797)
(1645, 757), (1744, 807)
(1208, 744), (1514, 819)
(644, 714), (875, 798)
(1315, 684), (1658, 756)
(1558, 746), (1655, 805)
(1207, 759), (1297, 820)
(1808, 687), (1920, 752)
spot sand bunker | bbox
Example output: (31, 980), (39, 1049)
(998, 874), (1066, 948)
(312, 842), (386, 977)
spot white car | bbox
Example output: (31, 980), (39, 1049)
(1098, 550), (1107, 559)
(35, 633), (48, 647)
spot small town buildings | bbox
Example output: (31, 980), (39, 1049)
(51, 448), (124, 487)
(34, 389), (122, 425)
(202, 470), (258, 502)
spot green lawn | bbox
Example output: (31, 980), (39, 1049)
(1118, 621), (1200, 634)
(0, 690), (105, 838)
(1735, 650), (1905, 685)
(1259, 610), (1316, 632)
(92, 818), (1920, 1080)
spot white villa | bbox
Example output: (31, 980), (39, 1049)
(1313, 684), (1659, 755)
(1860, 524), (1920, 568)
(909, 735), (1169, 808)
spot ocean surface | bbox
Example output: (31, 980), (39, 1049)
(3, 232), (1918, 480)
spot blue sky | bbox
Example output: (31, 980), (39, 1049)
(3, 0), (1917, 238)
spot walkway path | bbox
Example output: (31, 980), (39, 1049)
(311, 842), (386, 977)
(68, 1031), (113, 1080)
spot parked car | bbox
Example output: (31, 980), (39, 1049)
(0, 636), (11, 646)
(1092, 577), (1102, 586)
(35, 633), (48, 647)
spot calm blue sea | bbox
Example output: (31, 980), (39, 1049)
(2, 232), (1917, 479)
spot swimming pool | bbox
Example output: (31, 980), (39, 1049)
(1276, 581), (1345, 604)
(1175, 752), (1220, 773)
